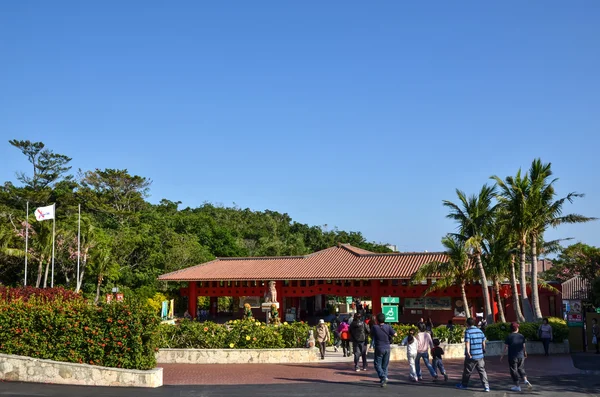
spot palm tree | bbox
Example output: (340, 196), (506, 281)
(482, 221), (513, 323)
(443, 185), (496, 324)
(412, 235), (475, 319)
(491, 170), (535, 322)
(527, 159), (596, 319)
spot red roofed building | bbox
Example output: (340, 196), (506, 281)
(159, 244), (561, 323)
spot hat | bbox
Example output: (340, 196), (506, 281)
(319, 319), (324, 324)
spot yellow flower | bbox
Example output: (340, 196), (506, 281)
(261, 326), (265, 329)
(234, 320), (238, 324)
(229, 343), (235, 348)
(255, 322), (260, 326)
(283, 322), (288, 325)
(246, 335), (251, 341)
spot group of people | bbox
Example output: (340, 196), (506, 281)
(315, 312), (553, 392)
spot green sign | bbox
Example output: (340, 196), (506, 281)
(382, 305), (398, 323)
(596, 308), (600, 314)
(346, 297), (353, 304)
(381, 297), (399, 304)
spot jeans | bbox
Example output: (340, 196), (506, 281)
(416, 351), (437, 378)
(374, 347), (391, 381)
(541, 338), (551, 355)
(461, 357), (489, 388)
(353, 342), (367, 369)
(407, 353), (417, 380)
(508, 357), (527, 385)
(341, 340), (350, 356)
(318, 341), (326, 358)
(433, 357), (446, 375)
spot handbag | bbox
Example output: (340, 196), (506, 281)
(593, 336), (598, 345)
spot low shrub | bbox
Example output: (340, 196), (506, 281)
(0, 287), (160, 370)
(484, 317), (568, 342)
(159, 319), (320, 349)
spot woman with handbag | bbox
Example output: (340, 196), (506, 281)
(538, 318), (553, 356)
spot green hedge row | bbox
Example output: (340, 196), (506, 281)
(484, 317), (569, 342)
(390, 324), (466, 344)
(159, 319), (315, 349)
(0, 287), (160, 370)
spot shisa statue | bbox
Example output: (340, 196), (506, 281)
(264, 280), (277, 303)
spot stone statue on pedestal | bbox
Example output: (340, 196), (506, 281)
(264, 280), (278, 303)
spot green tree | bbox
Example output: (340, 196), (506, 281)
(412, 235), (474, 319)
(443, 185), (496, 324)
(9, 140), (72, 190)
(527, 159), (595, 319)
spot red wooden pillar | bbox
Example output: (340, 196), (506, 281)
(209, 296), (218, 317)
(275, 281), (284, 321)
(489, 285), (497, 322)
(370, 280), (382, 316)
(188, 281), (197, 319)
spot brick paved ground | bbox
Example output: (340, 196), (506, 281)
(161, 354), (580, 387)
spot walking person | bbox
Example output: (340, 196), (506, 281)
(500, 322), (532, 391)
(402, 329), (418, 382)
(456, 317), (490, 392)
(350, 313), (370, 371)
(371, 312), (397, 388)
(367, 314), (377, 352)
(416, 323), (437, 381)
(591, 318), (599, 354)
(426, 318), (434, 335)
(316, 319), (330, 360)
(538, 318), (553, 356)
(432, 338), (448, 381)
(331, 314), (341, 352)
(337, 318), (351, 357)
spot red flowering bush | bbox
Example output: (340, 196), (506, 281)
(0, 288), (160, 370)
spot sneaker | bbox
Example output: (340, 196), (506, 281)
(484, 386), (490, 392)
(456, 384), (468, 390)
(418, 377), (423, 381)
(334, 347), (338, 352)
(510, 386), (521, 392)
(361, 367), (367, 371)
(355, 367), (360, 372)
(444, 373), (448, 382)
(524, 380), (532, 390)
(433, 376), (439, 382)
(380, 379), (387, 388)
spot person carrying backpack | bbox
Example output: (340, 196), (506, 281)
(337, 319), (351, 357)
(350, 313), (370, 371)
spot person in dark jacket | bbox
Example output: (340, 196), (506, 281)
(350, 313), (370, 371)
(371, 312), (397, 387)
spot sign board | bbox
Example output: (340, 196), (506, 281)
(382, 305), (398, 323)
(346, 297), (353, 304)
(381, 297), (399, 304)
(567, 312), (583, 327)
(596, 308), (600, 314)
(405, 297), (452, 310)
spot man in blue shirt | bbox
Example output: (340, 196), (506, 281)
(371, 312), (397, 388)
(456, 317), (490, 392)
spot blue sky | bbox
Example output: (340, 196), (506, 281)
(1, 1), (599, 252)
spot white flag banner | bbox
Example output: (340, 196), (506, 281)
(35, 204), (55, 221)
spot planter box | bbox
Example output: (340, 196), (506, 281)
(0, 353), (162, 388)
(157, 348), (320, 364)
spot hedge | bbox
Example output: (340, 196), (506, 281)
(484, 317), (569, 343)
(390, 324), (466, 344)
(0, 287), (160, 370)
(158, 319), (316, 349)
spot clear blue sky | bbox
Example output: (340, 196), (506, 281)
(1, 1), (599, 252)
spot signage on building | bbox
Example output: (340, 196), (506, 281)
(404, 297), (451, 310)
(567, 312), (583, 327)
(382, 305), (398, 323)
(346, 297), (353, 304)
(381, 297), (399, 304)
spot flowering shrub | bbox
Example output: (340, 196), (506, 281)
(484, 317), (568, 342)
(0, 288), (160, 370)
(0, 286), (82, 302)
(159, 319), (319, 349)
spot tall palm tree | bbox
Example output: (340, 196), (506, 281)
(482, 221), (514, 323)
(412, 235), (475, 319)
(527, 159), (596, 319)
(491, 170), (535, 322)
(443, 185), (496, 324)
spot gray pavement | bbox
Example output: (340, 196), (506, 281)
(1, 373), (599, 397)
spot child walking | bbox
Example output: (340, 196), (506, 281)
(432, 338), (448, 381)
(402, 329), (418, 382)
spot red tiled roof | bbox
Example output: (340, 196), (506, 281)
(158, 244), (448, 281)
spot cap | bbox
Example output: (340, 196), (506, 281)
(319, 319), (324, 324)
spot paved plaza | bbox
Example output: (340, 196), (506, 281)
(0, 354), (598, 397)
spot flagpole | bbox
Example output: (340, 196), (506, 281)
(77, 204), (81, 291)
(51, 203), (55, 288)
(25, 201), (29, 286)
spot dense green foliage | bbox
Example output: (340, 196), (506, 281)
(484, 317), (568, 343)
(158, 319), (316, 349)
(0, 287), (160, 370)
(390, 324), (466, 344)
(0, 140), (390, 305)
